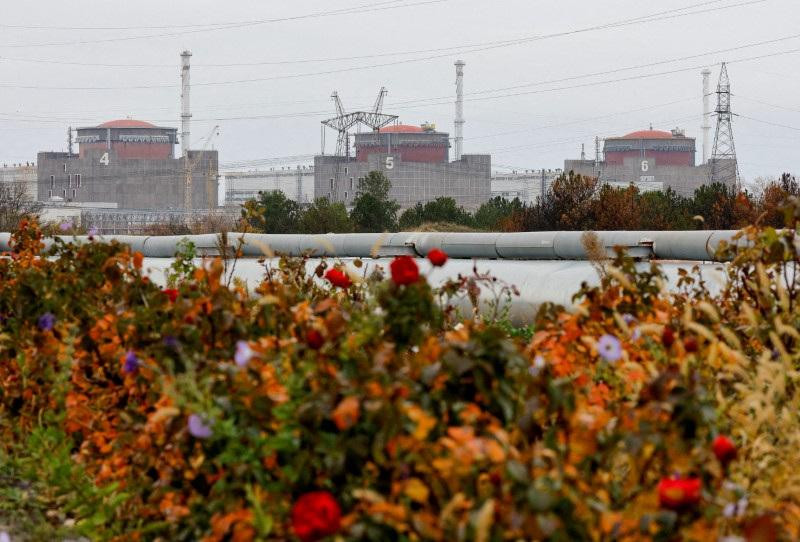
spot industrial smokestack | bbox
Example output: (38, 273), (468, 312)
(454, 60), (465, 161)
(181, 50), (192, 157)
(701, 68), (711, 164)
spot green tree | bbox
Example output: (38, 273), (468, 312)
(398, 197), (474, 230)
(690, 183), (736, 230)
(637, 188), (692, 230)
(474, 196), (523, 231)
(350, 171), (400, 232)
(299, 198), (354, 234)
(242, 190), (301, 233)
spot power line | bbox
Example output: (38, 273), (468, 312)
(0, 0), (743, 67)
(735, 95), (800, 114)
(737, 114), (800, 132)
(0, 0), (411, 30)
(0, 0), (766, 89)
(4, 30), (797, 123)
(0, 0), (448, 48)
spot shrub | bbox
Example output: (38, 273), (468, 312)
(0, 203), (799, 540)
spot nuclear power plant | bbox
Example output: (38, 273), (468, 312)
(3, 50), (749, 233)
(313, 61), (492, 210)
(564, 64), (739, 196)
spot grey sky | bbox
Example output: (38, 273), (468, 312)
(1, 0), (798, 182)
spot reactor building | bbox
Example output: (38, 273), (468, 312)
(314, 123), (491, 210)
(563, 128), (733, 197)
(37, 119), (218, 210)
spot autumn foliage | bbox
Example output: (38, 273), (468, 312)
(1, 199), (800, 540)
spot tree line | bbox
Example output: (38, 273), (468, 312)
(242, 170), (800, 234)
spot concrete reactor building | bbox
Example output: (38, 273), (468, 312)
(315, 123), (491, 210)
(37, 119), (218, 210)
(564, 128), (719, 197)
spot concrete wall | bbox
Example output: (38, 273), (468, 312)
(0, 163), (37, 200)
(564, 156), (717, 198)
(223, 168), (314, 205)
(37, 149), (218, 209)
(314, 153), (491, 210)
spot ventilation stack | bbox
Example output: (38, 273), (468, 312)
(702, 69), (711, 164)
(454, 60), (465, 161)
(181, 51), (192, 157)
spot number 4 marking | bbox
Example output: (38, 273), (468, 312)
(99, 152), (110, 166)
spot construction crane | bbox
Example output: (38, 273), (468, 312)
(184, 124), (220, 218)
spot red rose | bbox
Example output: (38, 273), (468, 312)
(325, 268), (352, 289)
(306, 329), (325, 350)
(291, 491), (342, 542)
(427, 248), (448, 267)
(163, 288), (179, 303)
(390, 256), (420, 286)
(658, 477), (701, 510)
(684, 337), (699, 353)
(662, 327), (676, 348)
(712, 435), (737, 464)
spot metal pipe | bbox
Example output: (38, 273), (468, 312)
(138, 257), (728, 324)
(0, 230), (751, 262)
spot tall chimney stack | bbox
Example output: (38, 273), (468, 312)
(701, 68), (711, 164)
(181, 51), (192, 157)
(454, 60), (465, 161)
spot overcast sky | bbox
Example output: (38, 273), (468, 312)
(1, 0), (798, 182)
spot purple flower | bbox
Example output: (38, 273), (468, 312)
(37, 312), (55, 331)
(123, 350), (140, 374)
(188, 414), (213, 439)
(88, 227), (99, 237)
(59, 221), (72, 232)
(622, 313), (636, 325)
(0, 531), (10, 542)
(529, 355), (546, 377)
(163, 335), (180, 349)
(234, 340), (254, 367)
(597, 334), (622, 362)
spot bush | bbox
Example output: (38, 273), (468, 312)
(1, 203), (799, 540)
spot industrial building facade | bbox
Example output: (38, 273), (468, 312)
(37, 120), (218, 210)
(564, 128), (733, 197)
(314, 124), (491, 210)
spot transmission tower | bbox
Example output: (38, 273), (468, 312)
(708, 63), (740, 189)
(321, 88), (398, 157)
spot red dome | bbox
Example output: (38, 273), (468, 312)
(621, 130), (674, 140)
(380, 124), (424, 133)
(97, 119), (156, 129)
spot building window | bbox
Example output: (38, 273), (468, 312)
(344, 191), (348, 200)
(62, 189), (67, 198)
(329, 178), (334, 191)
(72, 189), (77, 199)
(68, 174), (72, 187)
(349, 177), (354, 190)
(48, 190), (53, 198)
(76, 174), (81, 187)
(50, 175), (55, 188)
(63, 163), (67, 172)
(344, 167), (349, 174)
